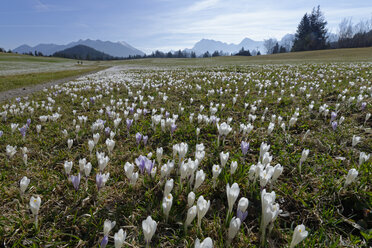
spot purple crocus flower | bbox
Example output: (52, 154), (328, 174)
(70, 174), (81, 191)
(129, 107), (134, 115)
(241, 141), (249, 155)
(143, 109), (148, 115)
(19, 125), (27, 137)
(361, 102), (366, 111)
(26, 119), (31, 126)
(145, 159), (155, 175)
(90, 97), (95, 104)
(171, 124), (177, 135)
(100, 235), (108, 248)
(142, 135), (148, 145)
(237, 209), (248, 222)
(165, 111), (170, 118)
(135, 155), (147, 173)
(0, 130), (3, 137)
(210, 116), (217, 125)
(16, 97), (21, 102)
(331, 111), (337, 122)
(96, 173), (104, 191)
(126, 119), (133, 132)
(136, 132), (142, 145)
(105, 127), (111, 136)
(331, 121), (338, 131)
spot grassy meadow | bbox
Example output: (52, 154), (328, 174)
(0, 48), (371, 247)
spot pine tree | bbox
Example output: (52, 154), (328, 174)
(292, 6), (328, 51)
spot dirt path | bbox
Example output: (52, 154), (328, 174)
(0, 68), (109, 102)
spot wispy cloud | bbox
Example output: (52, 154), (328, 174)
(33, 0), (49, 11)
(186, 0), (220, 12)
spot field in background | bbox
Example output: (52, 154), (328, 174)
(113, 47), (372, 67)
(1, 47), (372, 93)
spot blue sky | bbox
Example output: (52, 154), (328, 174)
(1, 0), (371, 53)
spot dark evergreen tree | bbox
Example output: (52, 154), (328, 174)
(212, 50), (220, 57)
(257, 51), (261, 55)
(292, 6), (328, 51)
(279, 46), (287, 53)
(203, 51), (210, 58)
(272, 43), (279, 54)
(191, 51), (196, 58)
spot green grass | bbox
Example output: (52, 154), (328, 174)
(112, 47), (372, 67)
(0, 49), (371, 247)
(0, 67), (105, 92)
(0, 52), (74, 63)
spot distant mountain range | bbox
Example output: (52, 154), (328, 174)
(53, 45), (115, 60)
(13, 39), (144, 57)
(185, 33), (338, 55)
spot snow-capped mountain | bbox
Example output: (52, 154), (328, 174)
(186, 35), (298, 55)
(13, 39), (144, 57)
(186, 38), (265, 55)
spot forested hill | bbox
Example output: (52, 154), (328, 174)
(53, 45), (114, 60)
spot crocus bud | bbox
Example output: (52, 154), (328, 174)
(142, 216), (157, 246)
(271, 164), (283, 183)
(352, 135), (361, 147)
(185, 205), (197, 227)
(70, 173), (81, 191)
(228, 217), (241, 241)
(344, 169), (358, 187)
(88, 140), (95, 153)
(197, 196), (210, 229)
(194, 170), (205, 191)
(164, 179), (174, 197)
(67, 139), (73, 149)
(220, 151), (229, 168)
(188, 191), (196, 208)
(64, 161), (73, 175)
(84, 162), (92, 177)
(241, 141), (249, 155)
(230, 161), (238, 175)
(226, 183), (240, 215)
(20, 176), (30, 194)
(156, 147), (163, 165)
(289, 224), (308, 248)
(237, 197), (249, 222)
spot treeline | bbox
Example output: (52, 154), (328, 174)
(332, 18), (372, 49)
(0, 48), (14, 53)
(264, 6), (372, 54)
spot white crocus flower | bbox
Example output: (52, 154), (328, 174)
(142, 216), (157, 247)
(194, 170), (205, 191)
(188, 191), (196, 208)
(20, 176), (30, 194)
(289, 224), (308, 248)
(212, 164), (221, 187)
(195, 237), (213, 248)
(104, 219), (116, 237)
(226, 183), (240, 215)
(230, 161), (238, 175)
(162, 193), (173, 222)
(344, 169), (358, 187)
(352, 135), (361, 147)
(64, 161), (73, 175)
(114, 229), (127, 248)
(228, 217), (241, 243)
(105, 138), (115, 154)
(67, 139), (73, 149)
(220, 151), (229, 168)
(197, 196), (210, 229)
